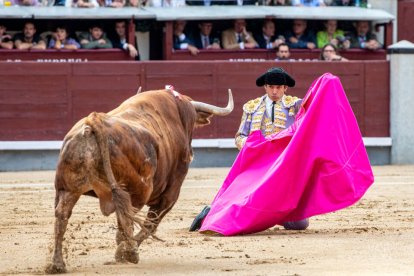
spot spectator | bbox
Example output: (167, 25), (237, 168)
(221, 19), (258, 50)
(349, 21), (381, 50)
(11, 0), (39, 5)
(48, 25), (80, 50)
(319, 43), (348, 61)
(110, 20), (139, 59)
(332, 0), (367, 6)
(187, 0), (256, 4)
(98, 0), (125, 7)
(192, 21), (221, 50)
(127, 0), (139, 6)
(291, 0), (325, 6)
(275, 43), (291, 60)
(0, 24), (13, 49)
(14, 22), (47, 50)
(74, 0), (99, 7)
(254, 20), (285, 50)
(78, 24), (113, 49)
(145, 0), (186, 6)
(264, 0), (290, 5)
(173, 20), (199, 55)
(51, 0), (73, 6)
(185, 0), (226, 5)
(285, 19), (316, 49)
(316, 20), (350, 49)
(228, 0), (257, 4)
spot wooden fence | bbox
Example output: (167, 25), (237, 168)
(0, 60), (389, 141)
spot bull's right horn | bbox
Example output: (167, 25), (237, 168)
(191, 89), (234, 116)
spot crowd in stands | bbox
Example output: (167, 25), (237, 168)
(0, 21), (140, 59)
(173, 17), (382, 58)
(2, 0), (368, 7)
(0, 15), (381, 62)
(0, 0), (380, 61)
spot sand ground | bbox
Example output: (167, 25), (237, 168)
(0, 165), (413, 276)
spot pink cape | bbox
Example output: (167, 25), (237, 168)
(199, 73), (374, 236)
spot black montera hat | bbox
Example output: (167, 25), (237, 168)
(256, 67), (295, 87)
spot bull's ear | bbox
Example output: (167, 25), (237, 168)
(195, 111), (213, 127)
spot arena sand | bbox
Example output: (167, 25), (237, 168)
(0, 166), (413, 275)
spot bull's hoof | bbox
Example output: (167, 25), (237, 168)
(45, 263), (67, 274)
(115, 242), (139, 264)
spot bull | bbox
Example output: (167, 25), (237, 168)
(46, 88), (233, 273)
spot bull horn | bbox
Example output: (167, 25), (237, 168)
(191, 89), (234, 116)
(137, 86), (142, 94)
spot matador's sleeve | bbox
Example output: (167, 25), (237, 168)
(235, 111), (252, 150)
(283, 95), (303, 117)
(234, 97), (262, 150)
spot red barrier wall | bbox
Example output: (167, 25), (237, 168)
(0, 60), (389, 141)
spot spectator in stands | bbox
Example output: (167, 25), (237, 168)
(173, 20), (199, 55)
(285, 19), (316, 49)
(74, 0), (99, 7)
(78, 24), (113, 49)
(186, 0), (257, 4)
(319, 43), (348, 61)
(332, 0), (366, 6)
(275, 43), (291, 60)
(264, 0), (290, 5)
(316, 20), (350, 49)
(292, 0), (325, 6)
(192, 21), (221, 50)
(48, 25), (80, 50)
(140, 0), (186, 6)
(0, 24), (13, 50)
(110, 20), (139, 59)
(222, 19), (258, 50)
(127, 0), (140, 6)
(98, 0), (125, 7)
(51, 0), (73, 6)
(254, 20), (285, 50)
(127, 0), (138, 6)
(11, 0), (39, 5)
(185, 0), (226, 5)
(14, 22), (47, 50)
(349, 21), (381, 50)
(228, 0), (257, 4)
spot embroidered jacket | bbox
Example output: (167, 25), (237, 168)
(235, 94), (302, 150)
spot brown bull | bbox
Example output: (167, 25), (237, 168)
(46, 88), (233, 274)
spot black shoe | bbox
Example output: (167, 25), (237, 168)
(189, 206), (210, 232)
(283, 218), (309, 230)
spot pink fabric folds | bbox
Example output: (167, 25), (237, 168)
(199, 73), (374, 236)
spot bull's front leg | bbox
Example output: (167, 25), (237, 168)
(134, 169), (188, 247)
(45, 191), (80, 274)
(134, 202), (174, 247)
(115, 214), (139, 264)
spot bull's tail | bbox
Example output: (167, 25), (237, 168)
(84, 112), (148, 237)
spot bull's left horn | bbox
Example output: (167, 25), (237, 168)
(191, 89), (234, 116)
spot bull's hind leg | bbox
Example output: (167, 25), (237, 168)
(114, 214), (139, 264)
(46, 190), (81, 274)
